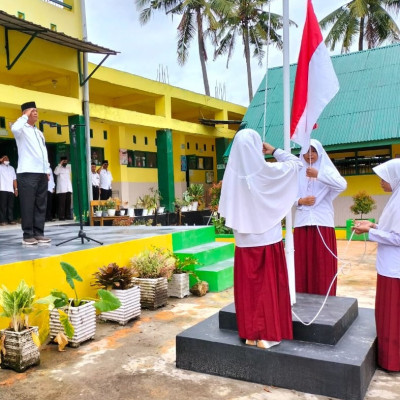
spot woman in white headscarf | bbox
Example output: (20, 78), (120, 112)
(293, 139), (347, 296)
(354, 158), (400, 371)
(219, 129), (302, 349)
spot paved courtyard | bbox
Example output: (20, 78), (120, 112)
(0, 239), (399, 400)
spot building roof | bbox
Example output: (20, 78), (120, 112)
(243, 44), (400, 151)
(0, 10), (117, 55)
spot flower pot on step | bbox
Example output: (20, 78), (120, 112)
(0, 327), (40, 372)
(132, 277), (168, 310)
(168, 273), (190, 298)
(99, 286), (141, 325)
(49, 300), (96, 348)
(107, 209), (116, 217)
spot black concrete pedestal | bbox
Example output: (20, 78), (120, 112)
(176, 294), (377, 400)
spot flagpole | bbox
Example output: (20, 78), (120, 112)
(283, 0), (296, 305)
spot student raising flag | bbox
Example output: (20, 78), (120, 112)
(290, 0), (339, 153)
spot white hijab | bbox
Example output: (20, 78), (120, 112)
(219, 129), (300, 234)
(373, 159), (400, 234)
(298, 139), (343, 205)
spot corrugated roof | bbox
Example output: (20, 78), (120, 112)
(0, 10), (117, 55)
(243, 44), (400, 151)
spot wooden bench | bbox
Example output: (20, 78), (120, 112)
(90, 199), (126, 226)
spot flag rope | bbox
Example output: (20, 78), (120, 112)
(262, 1), (272, 143)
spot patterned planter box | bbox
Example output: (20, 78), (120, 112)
(168, 273), (190, 298)
(50, 300), (96, 348)
(132, 277), (168, 310)
(99, 286), (141, 325)
(0, 327), (40, 372)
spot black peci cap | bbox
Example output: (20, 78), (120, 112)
(21, 101), (37, 111)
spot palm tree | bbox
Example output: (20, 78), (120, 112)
(320, 0), (400, 53)
(136, 0), (229, 96)
(213, 0), (296, 103)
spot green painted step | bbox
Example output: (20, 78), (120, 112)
(172, 226), (215, 251)
(190, 258), (234, 292)
(174, 241), (234, 267)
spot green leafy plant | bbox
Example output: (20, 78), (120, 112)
(172, 255), (200, 274)
(211, 215), (233, 234)
(0, 281), (37, 332)
(92, 263), (135, 290)
(208, 181), (222, 213)
(187, 183), (204, 203)
(130, 247), (175, 279)
(105, 198), (117, 209)
(350, 191), (376, 219)
(49, 262), (121, 338)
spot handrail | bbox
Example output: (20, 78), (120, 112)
(45, 0), (73, 10)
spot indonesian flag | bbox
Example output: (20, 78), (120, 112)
(290, 0), (339, 153)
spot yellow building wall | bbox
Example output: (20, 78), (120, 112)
(2, 0), (82, 38)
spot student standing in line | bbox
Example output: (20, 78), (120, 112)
(98, 160), (112, 200)
(0, 155), (18, 225)
(54, 156), (73, 221)
(354, 158), (400, 371)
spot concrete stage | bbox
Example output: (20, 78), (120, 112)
(0, 222), (195, 266)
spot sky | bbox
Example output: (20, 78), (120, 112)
(84, 0), (377, 107)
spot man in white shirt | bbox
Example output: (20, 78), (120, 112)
(0, 155), (18, 226)
(91, 162), (100, 200)
(11, 102), (51, 245)
(54, 156), (73, 220)
(97, 160), (113, 200)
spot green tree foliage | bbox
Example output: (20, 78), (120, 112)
(350, 190), (377, 219)
(320, 0), (400, 53)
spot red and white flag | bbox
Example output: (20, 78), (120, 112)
(290, 0), (339, 153)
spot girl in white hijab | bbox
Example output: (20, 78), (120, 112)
(219, 129), (302, 349)
(354, 158), (400, 371)
(293, 139), (347, 296)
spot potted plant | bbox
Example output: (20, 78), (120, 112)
(181, 191), (192, 212)
(138, 194), (155, 216)
(49, 262), (121, 348)
(134, 198), (144, 216)
(346, 190), (377, 240)
(94, 207), (103, 217)
(0, 281), (42, 372)
(92, 263), (141, 325)
(187, 183), (204, 211)
(130, 247), (175, 309)
(168, 255), (200, 298)
(105, 198), (117, 217)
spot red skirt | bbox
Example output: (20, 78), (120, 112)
(375, 274), (400, 371)
(294, 226), (337, 296)
(234, 242), (293, 342)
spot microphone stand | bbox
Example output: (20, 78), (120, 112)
(42, 122), (103, 246)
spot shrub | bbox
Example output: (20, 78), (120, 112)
(130, 247), (175, 279)
(350, 191), (376, 219)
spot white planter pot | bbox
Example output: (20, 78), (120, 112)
(107, 209), (116, 217)
(181, 206), (188, 212)
(95, 211), (103, 217)
(157, 206), (165, 214)
(0, 327), (40, 372)
(147, 208), (155, 215)
(99, 286), (141, 325)
(132, 277), (168, 309)
(142, 209), (149, 216)
(168, 273), (190, 298)
(191, 201), (199, 211)
(50, 300), (96, 348)
(119, 209), (126, 216)
(127, 208), (134, 217)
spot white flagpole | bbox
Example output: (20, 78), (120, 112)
(283, 0), (296, 305)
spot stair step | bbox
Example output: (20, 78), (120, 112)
(174, 241), (234, 266)
(172, 226), (215, 251)
(219, 294), (359, 345)
(193, 258), (234, 292)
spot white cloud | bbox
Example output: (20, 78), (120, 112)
(84, 0), (388, 107)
